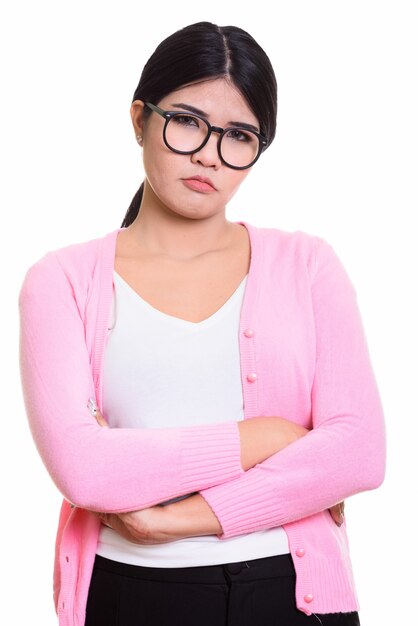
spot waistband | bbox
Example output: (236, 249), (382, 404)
(93, 553), (296, 584)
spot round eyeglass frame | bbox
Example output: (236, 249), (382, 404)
(144, 102), (268, 170)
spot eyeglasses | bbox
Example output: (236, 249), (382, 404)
(144, 102), (268, 170)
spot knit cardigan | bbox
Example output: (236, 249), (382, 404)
(18, 220), (386, 626)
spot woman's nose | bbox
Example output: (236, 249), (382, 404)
(190, 132), (222, 169)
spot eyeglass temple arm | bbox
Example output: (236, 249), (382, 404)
(145, 102), (166, 117)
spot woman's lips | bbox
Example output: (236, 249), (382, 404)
(182, 177), (217, 193)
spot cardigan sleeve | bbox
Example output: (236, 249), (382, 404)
(199, 238), (386, 539)
(18, 252), (244, 514)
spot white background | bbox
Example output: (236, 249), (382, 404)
(1, 1), (417, 625)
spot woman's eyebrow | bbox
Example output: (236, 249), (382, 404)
(170, 102), (208, 117)
(170, 102), (260, 133)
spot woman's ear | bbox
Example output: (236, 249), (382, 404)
(130, 100), (146, 143)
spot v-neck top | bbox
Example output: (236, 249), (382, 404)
(97, 268), (290, 565)
(112, 269), (248, 328)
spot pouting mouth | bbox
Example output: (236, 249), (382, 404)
(183, 176), (217, 190)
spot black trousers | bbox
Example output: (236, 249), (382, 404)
(85, 553), (360, 626)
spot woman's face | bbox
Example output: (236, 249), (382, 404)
(130, 78), (261, 220)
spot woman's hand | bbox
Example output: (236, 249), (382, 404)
(97, 507), (176, 544)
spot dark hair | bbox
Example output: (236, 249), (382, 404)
(121, 21), (277, 227)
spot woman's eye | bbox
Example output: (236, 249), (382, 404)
(226, 129), (252, 142)
(173, 115), (199, 127)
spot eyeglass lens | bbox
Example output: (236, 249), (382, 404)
(165, 114), (260, 168)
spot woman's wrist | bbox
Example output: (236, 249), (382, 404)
(162, 493), (222, 538)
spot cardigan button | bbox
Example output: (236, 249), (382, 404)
(295, 548), (306, 557)
(244, 328), (254, 338)
(304, 593), (314, 603)
(247, 373), (257, 382)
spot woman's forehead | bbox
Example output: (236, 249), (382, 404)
(160, 78), (259, 124)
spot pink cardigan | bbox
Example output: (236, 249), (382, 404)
(18, 220), (386, 625)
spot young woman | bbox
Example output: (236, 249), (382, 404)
(18, 21), (386, 626)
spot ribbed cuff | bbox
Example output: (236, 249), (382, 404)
(179, 421), (244, 491)
(199, 468), (277, 539)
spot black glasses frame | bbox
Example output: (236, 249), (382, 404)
(144, 102), (268, 170)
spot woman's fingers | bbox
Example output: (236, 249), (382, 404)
(98, 512), (114, 528)
(329, 501), (345, 526)
(87, 398), (108, 427)
(96, 511), (149, 544)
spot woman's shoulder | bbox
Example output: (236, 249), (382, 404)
(19, 228), (119, 299)
(249, 222), (331, 263)
(247, 221), (349, 285)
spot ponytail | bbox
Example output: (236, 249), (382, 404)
(121, 182), (144, 228)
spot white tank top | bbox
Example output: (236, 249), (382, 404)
(96, 270), (290, 566)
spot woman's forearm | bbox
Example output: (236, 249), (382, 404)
(150, 491), (345, 542)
